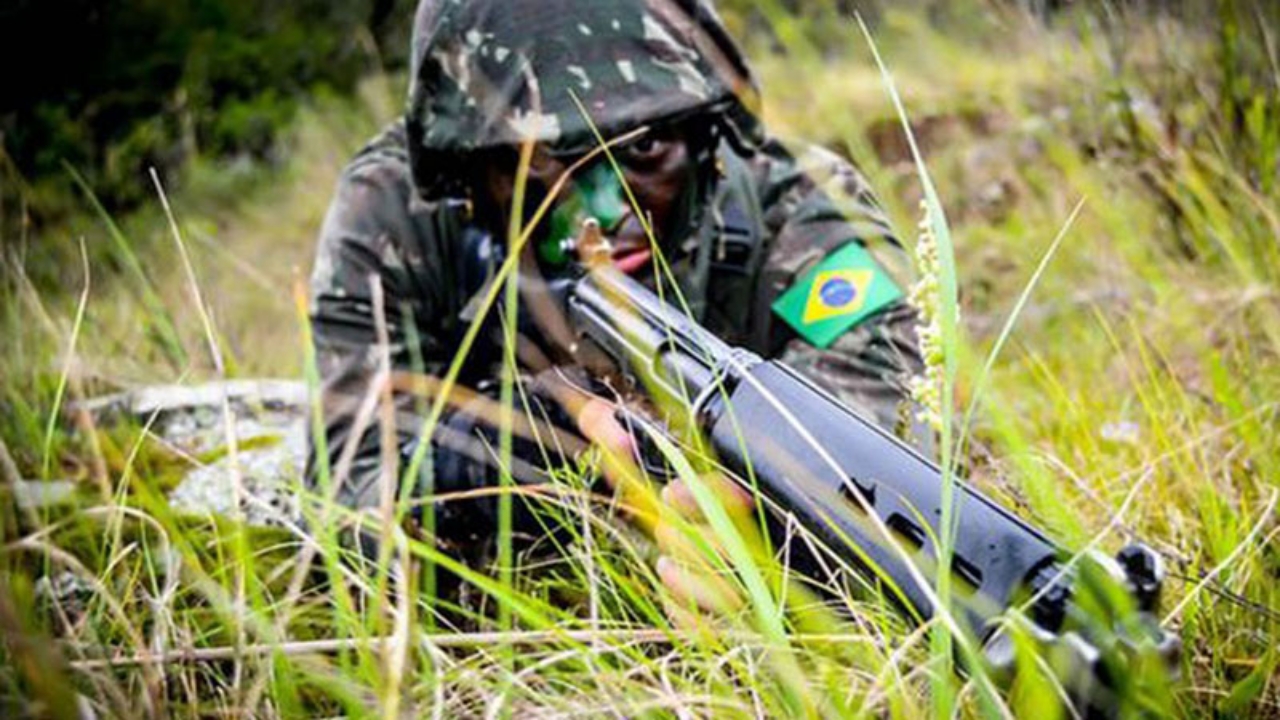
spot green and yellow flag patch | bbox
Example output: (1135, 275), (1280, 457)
(772, 242), (903, 349)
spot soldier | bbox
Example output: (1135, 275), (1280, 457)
(308, 0), (925, 611)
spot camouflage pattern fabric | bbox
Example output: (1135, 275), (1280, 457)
(307, 0), (927, 555)
(406, 0), (763, 197)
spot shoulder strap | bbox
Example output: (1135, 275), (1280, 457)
(680, 146), (769, 337)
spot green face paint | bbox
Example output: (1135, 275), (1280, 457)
(540, 163), (628, 268)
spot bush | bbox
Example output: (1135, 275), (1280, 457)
(0, 0), (409, 235)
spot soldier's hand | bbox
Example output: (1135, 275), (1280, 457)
(655, 473), (755, 625)
(573, 395), (636, 461)
(577, 396), (757, 624)
(559, 388), (759, 624)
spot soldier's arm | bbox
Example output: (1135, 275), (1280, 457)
(751, 139), (929, 443)
(307, 125), (509, 558)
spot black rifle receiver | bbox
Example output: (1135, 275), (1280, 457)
(564, 243), (1180, 713)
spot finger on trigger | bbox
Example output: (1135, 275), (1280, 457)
(656, 555), (744, 615)
(662, 473), (753, 520)
(661, 597), (707, 633)
(655, 519), (699, 563)
(654, 519), (734, 571)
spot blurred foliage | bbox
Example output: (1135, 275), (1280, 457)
(1, 0), (1275, 245)
(0, 0), (412, 235)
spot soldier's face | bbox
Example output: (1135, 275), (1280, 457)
(478, 124), (701, 275)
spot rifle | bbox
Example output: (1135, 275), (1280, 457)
(554, 220), (1180, 714)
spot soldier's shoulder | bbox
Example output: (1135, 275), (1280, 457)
(754, 137), (872, 189)
(341, 120), (412, 184)
(328, 119), (448, 227)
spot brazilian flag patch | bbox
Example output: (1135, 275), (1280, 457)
(771, 242), (903, 349)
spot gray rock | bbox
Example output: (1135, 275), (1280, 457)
(73, 379), (307, 422)
(167, 414), (308, 526)
(80, 380), (311, 527)
(12, 479), (78, 510)
(34, 570), (94, 619)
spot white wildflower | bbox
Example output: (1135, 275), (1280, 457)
(908, 199), (956, 434)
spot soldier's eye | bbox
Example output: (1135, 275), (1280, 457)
(623, 135), (668, 163)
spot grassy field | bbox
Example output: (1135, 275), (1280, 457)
(2, 4), (1278, 717)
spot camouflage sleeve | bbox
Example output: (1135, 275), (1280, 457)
(308, 125), (580, 561)
(752, 139), (929, 443)
(306, 123), (485, 550)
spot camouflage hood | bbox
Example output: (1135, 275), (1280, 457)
(406, 0), (764, 198)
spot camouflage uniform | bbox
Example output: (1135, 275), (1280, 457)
(308, 0), (924, 556)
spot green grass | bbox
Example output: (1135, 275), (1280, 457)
(3, 3), (1279, 717)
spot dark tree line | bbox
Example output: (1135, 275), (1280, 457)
(1, 0), (1271, 239)
(0, 0), (414, 230)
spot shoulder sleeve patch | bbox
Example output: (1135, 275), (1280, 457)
(771, 242), (904, 349)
